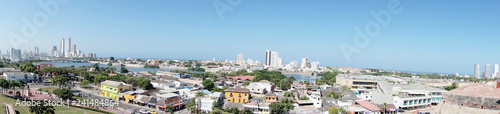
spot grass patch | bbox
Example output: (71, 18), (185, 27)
(0, 95), (107, 114)
(39, 87), (58, 94)
(0, 103), (5, 114)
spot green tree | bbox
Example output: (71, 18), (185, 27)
(53, 88), (73, 100)
(241, 108), (253, 114)
(110, 56), (115, 60)
(196, 91), (206, 97)
(21, 62), (36, 72)
(120, 67), (129, 73)
(0, 79), (8, 94)
(224, 107), (240, 114)
(167, 105), (174, 114)
(341, 85), (349, 91)
(202, 80), (215, 91)
(52, 75), (69, 89)
(18, 80), (27, 97)
(283, 91), (294, 97)
(243, 81), (250, 86)
(445, 82), (458, 91)
(9, 80), (18, 96)
(327, 92), (339, 99)
(79, 80), (91, 86)
(329, 107), (338, 114)
(107, 62), (112, 66)
(299, 96), (309, 100)
(339, 107), (347, 114)
(29, 101), (55, 114)
(138, 78), (153, 90)
(269, 103), (286, 114)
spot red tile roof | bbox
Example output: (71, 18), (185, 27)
(355, 100), (381, 111)
(227, 75), (254, 81)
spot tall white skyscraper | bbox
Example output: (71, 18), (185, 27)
(301, 58), (309, 68)
(311, 61), (320, 70)
(65, 38), (71, 57)
(493, 64), (499, 79)
(237, 54), (244, 64)
(265, 50), (271, 65)
(270, 51), (280, 67)
(10, 48), (21, 62)
(484, 64), (490, 78)
(475, 64), (480, 78)
(59, 38), (65, 57)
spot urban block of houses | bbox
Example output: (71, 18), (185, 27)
(225, 87), (250, 103)
(197, 92), (224, 113)
(100, 80), (132, 99)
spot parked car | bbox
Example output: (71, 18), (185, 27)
(139, 109), (149, 114)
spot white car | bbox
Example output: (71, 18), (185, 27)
(139, 109), (149, 114)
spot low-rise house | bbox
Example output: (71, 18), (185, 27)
(225, 87), (250, 103)
(227, 75), (254, 84)
(354, 100), (381, 114)
(265, 93), (278, 103)
(247, 84), (266, 94)
(249, 80), (275, 93)
(100, 80), (132, 99)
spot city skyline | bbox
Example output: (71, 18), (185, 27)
(1, 1), (500, 75)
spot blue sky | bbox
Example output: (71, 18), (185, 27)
(0, 0), (499, 75)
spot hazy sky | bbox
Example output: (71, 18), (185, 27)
(0, 0), (499, 75)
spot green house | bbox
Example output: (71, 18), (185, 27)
(100, 80), (131, 99)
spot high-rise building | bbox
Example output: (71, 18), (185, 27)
(10, 48), (21, 62)
(289, 61), (299, 68)
(265, 50), (271, 65)
(270, 51), (280, 67)
(237, 54), (244, 65)
(59, 38), (65, 57)
(484, 64), (490, 78)
(475, 64), (480, 78)
(301, 58), (309, 68)
(311, 61), (320, 70)
(65, 38), (71, 58)
(493, 64), (499, 79)
(50, 46), (58, 57)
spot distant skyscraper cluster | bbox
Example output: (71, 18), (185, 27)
(265, 50), (283, 68)
(261, 50), (320, 71)
(475, 64), (498, 79)
(51, 38), (86, 58)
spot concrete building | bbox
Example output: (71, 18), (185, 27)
(301, 57), (308, 68)
(59, 38), (65, 57)
(433, 81), (500, 114)
(10, 48), (21, 62)
(475, 64), (480, 78)
(225, 87), (250, 103)
(392, 90), (444, 110)
(310, 61), (320, 70)
(265, 50), (271, 65)
(336, 76), (378, 89)
(1, 72), (36, 81)
(237, 53), (244, 65)
(493, 64), (498, 79)
(484, 64), (491, 78)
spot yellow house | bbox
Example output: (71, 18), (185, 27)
(100, 80), (131, 99)
(225, 87), (250, 103)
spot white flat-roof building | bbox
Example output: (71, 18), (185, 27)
(2, 72), (36, 81)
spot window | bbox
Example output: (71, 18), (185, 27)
(404, 101), (408, 105)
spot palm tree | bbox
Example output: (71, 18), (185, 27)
(24, 74), (28, 82)
(383, 102), (387, 114)
(19, 80), (27, 97)
(0, 79), (7, 95)
(9, 80), (18, 96)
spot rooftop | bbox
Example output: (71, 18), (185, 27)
(100, 80), (123, 87)
(225, 87), (249, 93)
(445, 81), (500, 98)
(355, 100), (381, 111)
